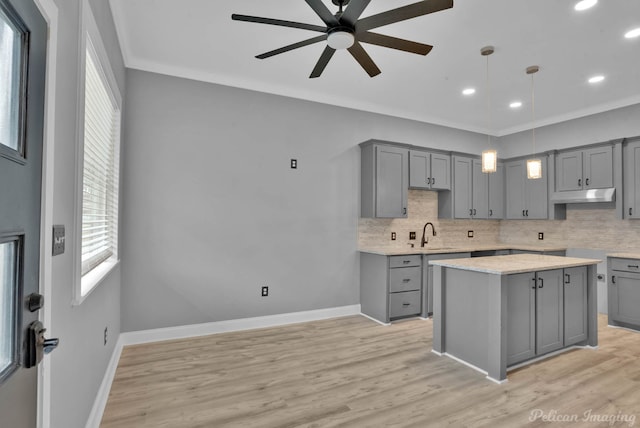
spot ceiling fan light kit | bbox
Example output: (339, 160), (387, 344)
(232, 0), (454, 78)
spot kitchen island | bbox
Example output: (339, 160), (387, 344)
(430, 254), (600, 383)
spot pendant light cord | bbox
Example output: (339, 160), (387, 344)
(486, 53), (491, 147)
(531, 72), (536, 157)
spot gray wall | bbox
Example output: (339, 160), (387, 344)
(498, 103), (640, 158)
(121, 69), (488, 332)
(47, 0), (124, 427)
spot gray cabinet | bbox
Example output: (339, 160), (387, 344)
(623, 139), (640, 219)
(422, 252), (471, 317)
(556, 145), (613, 191)
(361, 143), (408, 218)
(564, 267), (588, 346)
(360, 253), (422, 323)
(505, 158), (548, 219)
(409, 150), (451, 190)
(608, 257), (640, 328)
(507, 269), (564, 366)
(452, 157), (503, 219)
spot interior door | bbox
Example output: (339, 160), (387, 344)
(0, 0), (47, 426)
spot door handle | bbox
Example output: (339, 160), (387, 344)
(578, 178), (582, 187)
(630, 208), (634, 217)
(565, 273), (571, 284)
(523, 210), (526, 217)
(427, 177), (431, 184)
(470, 209), (473, 216)
(585, 178), (590, 186)
(489, 209), (493, 217)
(403, 208), (407, 215)
(25, 321), (60, 368)
(612, 275), (616, 284)
(473, 209), (477, 216)
(538, 277), (544, 288)
(532, 278), (537, 289)
(526, 210), (529, 217)
(432, 178), (435, 185)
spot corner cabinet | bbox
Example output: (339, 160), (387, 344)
(505, 157), (548, 219)
(556, 145), (613, 191)
(361, 143), (408, 218)
(409, 150), (451, 190)
(624, 139), (640, 219)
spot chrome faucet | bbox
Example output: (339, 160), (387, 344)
(421, 222), (436, 247)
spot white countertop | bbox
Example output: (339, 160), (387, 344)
(429, 254), (601, 275)
(358, 244), (567, 256)
(608, 253), (640, 260)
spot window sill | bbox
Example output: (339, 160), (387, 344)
(73, 258), (119, 305)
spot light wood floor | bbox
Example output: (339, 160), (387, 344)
(101, 314), (640, 427)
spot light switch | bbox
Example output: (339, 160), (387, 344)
(53, 225), (65, 256)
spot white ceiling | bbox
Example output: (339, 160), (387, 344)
(109, 0), (640, 136)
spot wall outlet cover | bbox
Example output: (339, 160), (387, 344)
(538, 232), (544, 240)
(467, 230), (474, 238)
(290, 159), (297, 169)
(391, 232), (396, 241)
(409, 232), (416, 240)
(261, 286), (269, 297)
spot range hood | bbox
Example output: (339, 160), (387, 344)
(550, 188), (616, 204)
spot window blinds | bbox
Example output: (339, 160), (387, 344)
(81, 42), (120, 276)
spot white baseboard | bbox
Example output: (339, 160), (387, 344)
(85, 304), (361, 427)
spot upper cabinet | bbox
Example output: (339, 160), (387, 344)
(409, 150), (451, 190)
(624, 139), (640, 219)
(361, 143), (408, 218)
(450, 156), (504, 220)
(556, 145), (613, 191)
(505, 157), (548, 219)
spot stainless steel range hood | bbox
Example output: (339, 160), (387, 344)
(550, 188), (616, 204)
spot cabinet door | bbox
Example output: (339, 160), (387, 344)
(453, 156), (473, 219)
(624, 141), (640, 219)
(505, 160), (525, 219)
(507, 273), (536, 365)
(556, 150), (583, 191)
(488, 163), (505, 219)
(409, 150), (430, 189)
(564, 267), (588, 346)
(536, 269), (564, 356)
(430, 153), (451, 190)
(472, 160), (489, 219)
(610, 273), (640, 325)
(525, 157), (548, 219)
(376, 145), (408, 218)
(583, 146), (613, 189)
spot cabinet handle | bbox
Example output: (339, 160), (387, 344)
(403, 278), (411, 283)
(432, 178), (436, 185)
(630, 208), (634, 216)
(403, 260), (411, 264)
(585, 178), (590, 186)
(532, 278), (537, 289)
(612, 275), (616, 284)
(470, 209), (473, 216)
(427, 177), (431, 184)
(565, 273), (571, 284)
(526, 210), (529, 217)
(628, 265), (639, 269)
(403, 208), (407, 215)
(578, 178), (582, 187)
(402, 302), (411, 307)
(523, 210), (526, 217)
(473, 209), (477, 216)
(538, 278), (544, 288)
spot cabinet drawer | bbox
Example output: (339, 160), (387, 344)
(389, 290), (421, 319)
(389, 266), (421, 292)
(389, 255), (421, 268)
(611, 258), (640, 273)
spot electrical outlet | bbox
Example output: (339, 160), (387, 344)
(409, 232), (416, 240)
(468, 230), (474, 238)
(290, 159), (297, 169)
(104, 327), (108, 346)
(261, 286), (269, 297)
(391, 232), (396, 241)
(52, 225), (65, 256)
(538, 232), (544, 240)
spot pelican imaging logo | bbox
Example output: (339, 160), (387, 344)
(529, 409), (636, 426)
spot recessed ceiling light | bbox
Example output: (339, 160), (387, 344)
(588, 75), (605, 84)
(509, 101), (522, 108)
(574, 0), (597, 11)
(625, 28), (640, 39)
(462, 88), (476, 96)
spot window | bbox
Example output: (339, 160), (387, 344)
(76, 3), (121, 301)
(0, 238), (20, 383)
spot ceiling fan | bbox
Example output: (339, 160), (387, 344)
(232, 0), (454, 78)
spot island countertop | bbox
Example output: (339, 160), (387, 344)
(429, 253), (601, 275)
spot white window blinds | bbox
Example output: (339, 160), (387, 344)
(81, 40), (120, 277)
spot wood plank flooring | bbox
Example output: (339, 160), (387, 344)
(101, 314), (640, 427)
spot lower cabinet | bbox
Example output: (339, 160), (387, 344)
(507, 267), (587, 366)
(608, 257), (640, 328)
(360, 253), (422, 323)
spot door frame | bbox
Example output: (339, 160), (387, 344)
(32, 0), (57, 427)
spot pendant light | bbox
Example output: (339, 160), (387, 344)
(526, 65), (542, 180)
(481, 46), (497, 173)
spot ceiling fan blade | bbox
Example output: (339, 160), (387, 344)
(256, 36), (327, 59)
(358, 32), (433, 55)
(340, 0), (372, 27)
(356, 0), (453, 31)
(232, 14), (327, 33)
(304, 0), (339, 26)
(310, 46), (336, 78)
(347, 42), (381, 77)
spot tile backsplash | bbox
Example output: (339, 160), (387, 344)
(359, 190), (640, 251)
